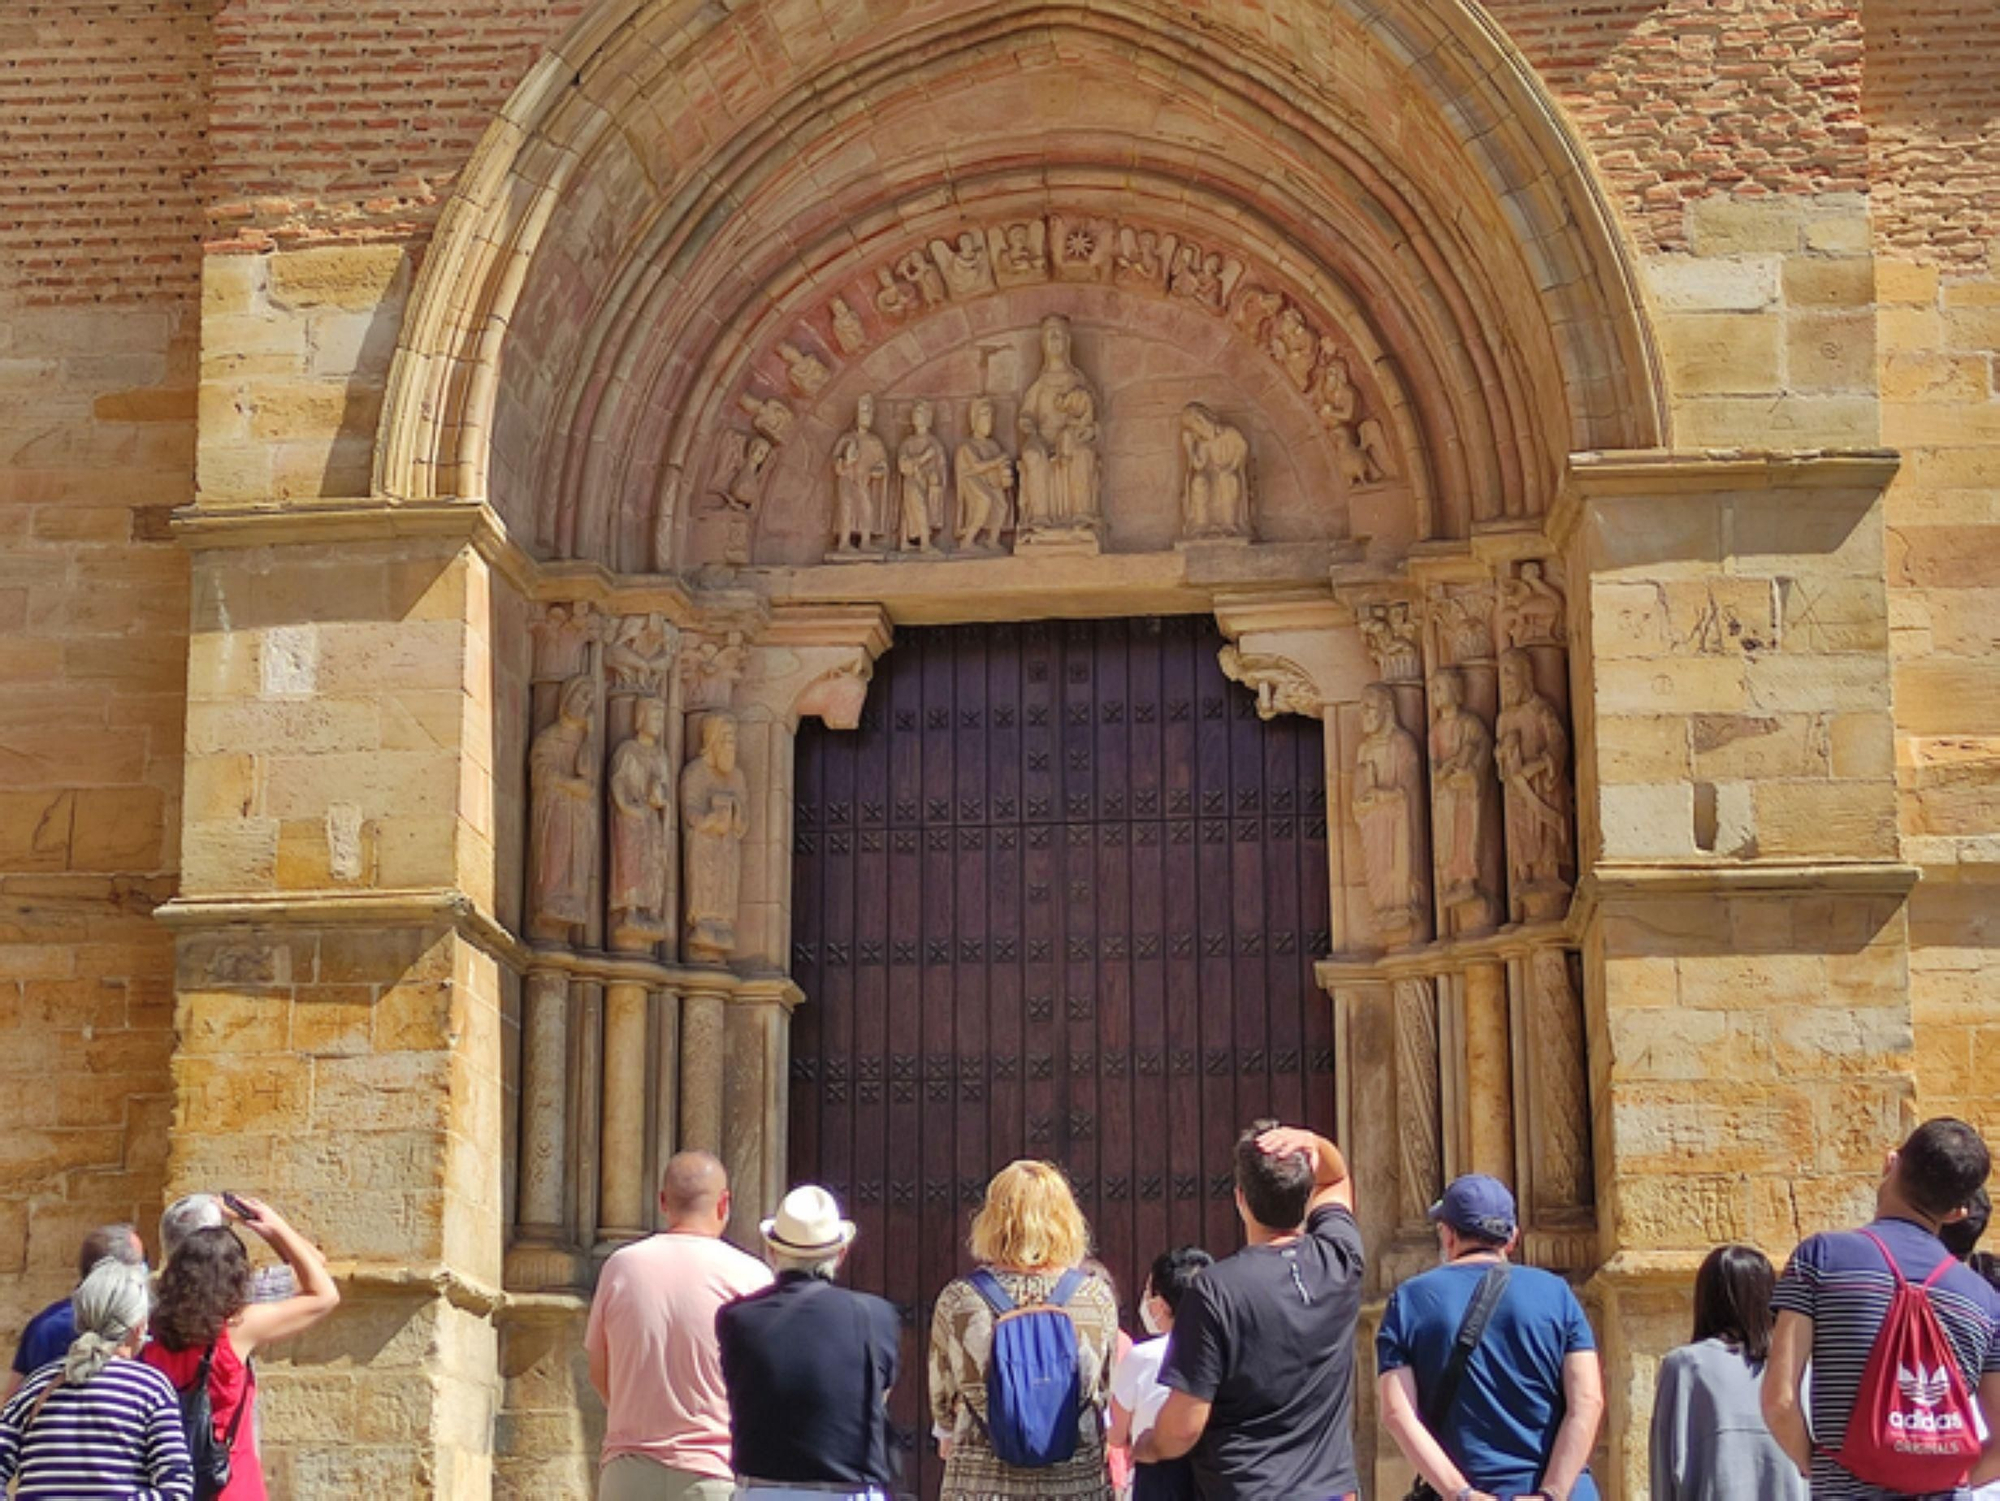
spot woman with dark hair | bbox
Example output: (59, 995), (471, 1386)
(1648, 1244), (1804, 1500)
(142, 1197), (339, 1499)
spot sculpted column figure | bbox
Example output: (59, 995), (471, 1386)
(1015, 314), (1104, 551)
(528, 675), (598, 944)
(1352, 683), (1431, 946)
(1430, 667), (1499, 935)
(681, 713), (750, 962)
(607, 696), (673, 952)
(1496, 649), (1575, 922)
(895, 398), (948, 553)
(954, 396), (1014, 551)
(1178, 401), (1251, 542)
(831, 393), (889, 553)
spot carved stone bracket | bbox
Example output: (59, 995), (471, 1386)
(1218, 646), (1319, 720)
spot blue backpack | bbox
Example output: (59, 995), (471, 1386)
(968, 1267), (1087, 1468)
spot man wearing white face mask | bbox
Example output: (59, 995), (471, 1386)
(1110, 1246), (1214, 1501)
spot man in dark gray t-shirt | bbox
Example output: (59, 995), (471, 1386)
(1137, 1120), (1364, 1501)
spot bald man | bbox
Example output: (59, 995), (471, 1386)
(587, 1152), (775, 1501)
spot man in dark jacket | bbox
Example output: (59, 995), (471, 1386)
(717, 1185), (900, 1500)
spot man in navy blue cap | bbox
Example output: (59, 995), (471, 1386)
(1376, 1174), (1603, 1501)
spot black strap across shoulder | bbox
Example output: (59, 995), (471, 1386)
(1422, 1262), (1511, 1434)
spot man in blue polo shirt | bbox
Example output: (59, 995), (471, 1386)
(1764, 1117), (2000, 1499)
(5, 1223), (147, 1396)
(1377, 1175), (1603, 1501)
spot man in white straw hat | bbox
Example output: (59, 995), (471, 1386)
(588, 1152), (774, 1501)
(717, 1184), (901, 1500)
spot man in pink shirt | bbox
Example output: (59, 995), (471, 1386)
(587, 1151), (775, 1500)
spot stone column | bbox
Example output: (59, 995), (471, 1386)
(650, 986), (681, 1231)
(597, 980), (651, 1245)
(1558, 452), (1912, 1497)
(680, 982), (729, 1157)
(515, 968), (570, 1241)
(1460, 959), (1513, 1184)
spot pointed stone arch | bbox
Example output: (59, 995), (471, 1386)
(375, 0), (1667, 573)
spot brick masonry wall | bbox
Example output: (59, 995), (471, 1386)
(0, 6), (205, 1339)
(205, 0), (586, 251)
(1489, 0), (1868, 253)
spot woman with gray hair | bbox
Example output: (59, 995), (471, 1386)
(0, 1257), (194, 1497)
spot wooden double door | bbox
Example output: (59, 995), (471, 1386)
(788, 615), (1333, 1496)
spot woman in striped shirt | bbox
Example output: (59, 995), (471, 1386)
(0, 1257), (193, 1499)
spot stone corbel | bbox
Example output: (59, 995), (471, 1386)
(1211, 587), (1371, 719)
(734, 604), (894, 728)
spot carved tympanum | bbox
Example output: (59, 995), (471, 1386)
(1429, 667), (1498, 933)
(608, 696), (673, 951)
(831, 393), (891, 553)
(954, 396), (1015, 552)
(1352, 683), (1430, 945)
(682, 712), (750, 962)
(1497, 649), (1574, 922)
(1015, 315), (1103, 546)
(1179, 402), (1251, 543)
(895, 398), (949, 553)
(528, 675), (598, 943)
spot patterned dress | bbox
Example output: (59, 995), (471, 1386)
(929, 1267), (1119, 1501)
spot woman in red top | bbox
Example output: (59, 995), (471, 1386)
(142, 1197), (340, 1498)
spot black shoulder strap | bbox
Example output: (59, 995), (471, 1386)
(1422, 1263), (1511, 1434)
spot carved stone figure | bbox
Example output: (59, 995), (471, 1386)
(896, 248), (946, 308)
(708, 429), (748, 502)
(608, 696), (673, 951)
(990, 220), (1048, 284)
(528, 675), (598, 942)
(1312, 345), (1358, 428)
(740, 393), (793, 444)
(1219, 646), (1317, 720)
(954, 395), (1014, 550)
(1168, 242), (1204, 301)
(1269, 305), (1317, 391)
(1497, 560), (1567, 648)
(831, 393), (890, 551)
(1231, 284), (1281, 344)
(1115, 226), (1171, 289)
(1357, 417), (1394, 480)
(724, 433), (775, 508)
(1192, 250), (1233, 312)
(604, 613), (675, 698)
(896, 398), (949, 553)
(1359, 602), (1424, 683)
(1429, 667), (1498, 931)
(1333, 424), (1371, 488)
(873, 265), (913, 320)
(830, 296), (866, 354)
(1435, 588), (1497, 666)
(680, 630), (748, 711)
(1179, 402), (1251, 542)
(778, 342), (829, 397)
(682, 713), (750, 962)
(1496, 648), (1574, 922)
(1016, 315), (1102, 536)
(931, 230), (994, 298)
(1352, 683), (1429, 945)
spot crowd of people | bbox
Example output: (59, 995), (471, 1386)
(0, 1192), (338, 1499)
(589, 1116), (2000, 1501)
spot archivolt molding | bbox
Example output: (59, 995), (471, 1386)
(376, 0), (1668, 577)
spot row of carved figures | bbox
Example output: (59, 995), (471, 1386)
(526, 606), (751, 963)
(705, 215), (1402, 540)
(1347, 564), (1575, 949)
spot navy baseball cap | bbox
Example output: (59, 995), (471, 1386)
(1428, 1174), (1518, 1240)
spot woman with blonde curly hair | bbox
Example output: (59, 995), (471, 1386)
(929, 1160), (1118, 1500)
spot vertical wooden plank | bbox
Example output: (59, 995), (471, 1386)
(1093, 618), (1135, 1316)
(986, 624), (1026, 1175)
(1126, 617), (1171, 1282)
(1021, 620), (1061, 1187)
(1059, 619), (1097, 1226)
(1193, 620), (1239, 1252)
(1159, 617), (1205, 1256)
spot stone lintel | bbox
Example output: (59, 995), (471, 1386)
(1314, 917), (1574, 989)
(1586, 1249), (1714, 1288)
(325, 1260), (509, 1315)
(761, 542), (1335, 625)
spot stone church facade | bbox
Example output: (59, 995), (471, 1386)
(2, 0), (1996, 1495)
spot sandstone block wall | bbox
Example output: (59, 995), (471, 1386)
(0, 1), (206, 1326)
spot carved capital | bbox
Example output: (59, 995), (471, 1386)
(679, 629), (750, 711)
(1357, 599), (1424, 683)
